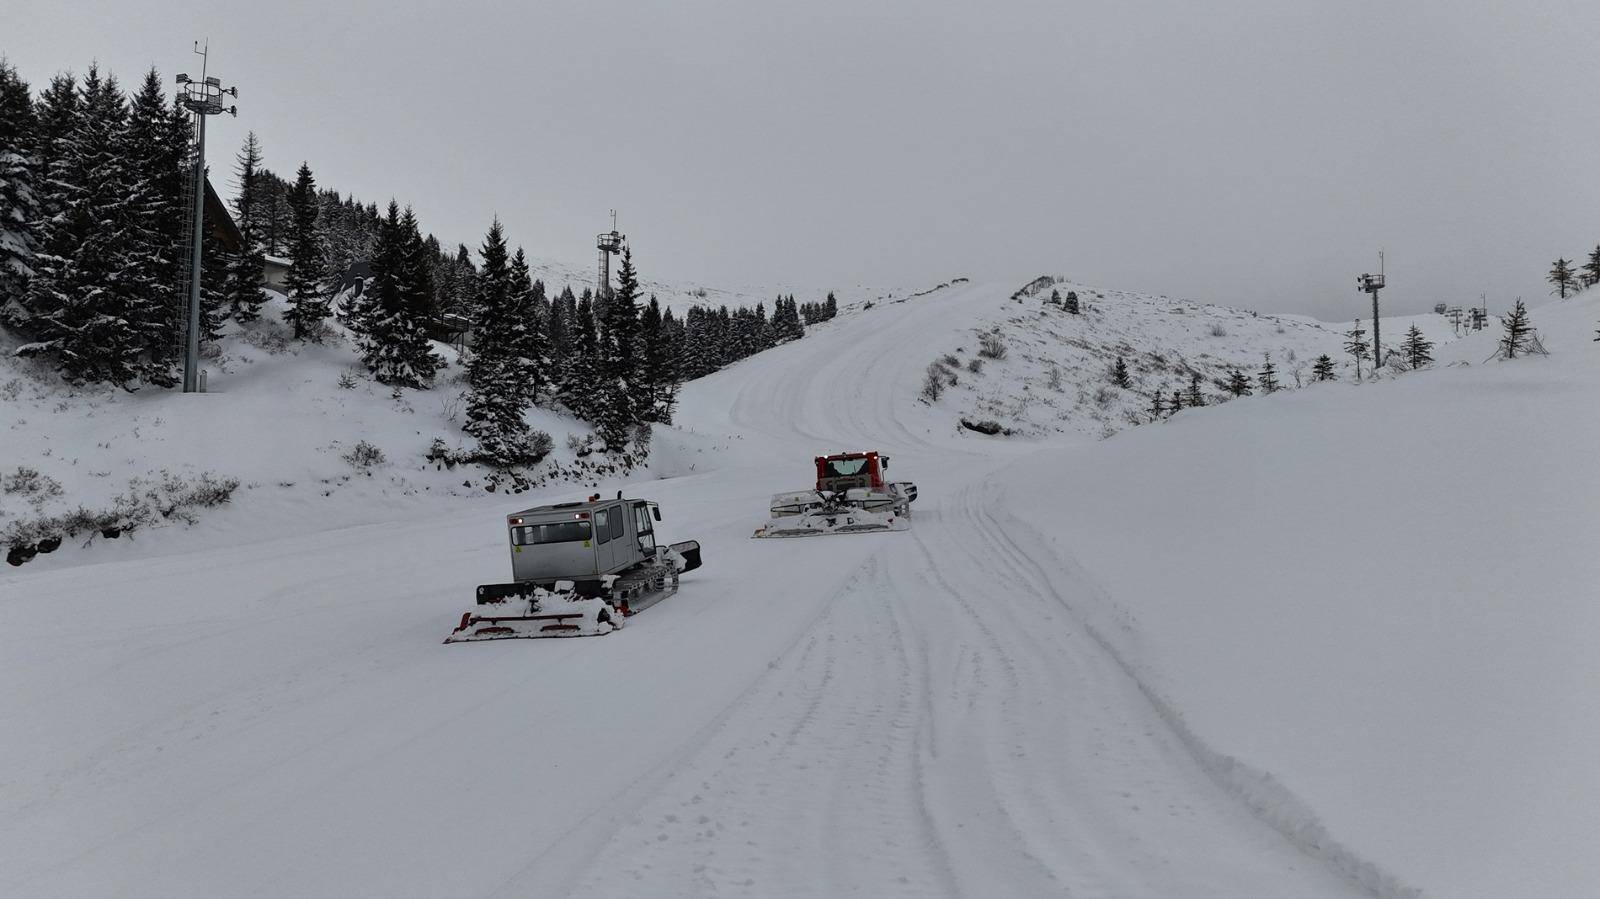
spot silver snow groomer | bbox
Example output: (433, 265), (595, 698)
(446, 494), (702, 643)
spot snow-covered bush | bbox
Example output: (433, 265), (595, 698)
(342, 441), (387, 470)
(3, 467), (64, 508)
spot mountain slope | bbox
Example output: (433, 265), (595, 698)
(0, 278), (1370, 898)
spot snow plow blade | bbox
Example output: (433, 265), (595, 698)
(445, 582), (621, 643)
(752, 508), (909, 538)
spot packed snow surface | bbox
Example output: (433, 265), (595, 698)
(3, 278), (1592, 897)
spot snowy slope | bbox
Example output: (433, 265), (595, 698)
(920, 276), (1479, 439)
(995, 291), (1600, 898)
(3, 273), (1586, 897)
(0, 278), (1374, 898)
(0, 292), (608, 572)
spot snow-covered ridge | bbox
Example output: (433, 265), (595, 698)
(919, 274), (1482, 439)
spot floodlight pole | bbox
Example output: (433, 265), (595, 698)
(176, 43), (238, 393)
(1357, 250), (1385, 369)
(183, 111), (207, 392)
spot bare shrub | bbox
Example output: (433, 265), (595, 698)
(978, 332), (1007, 360)
(438, 390), (467, 423)
(966, 357), (984, 374)
(1208, 323), (1228, 338)
(1047, 366), (1063, 391)
(337, 369), (359, 389)
(921, 364), (946, 402)
(240, 327), (292, 355)
(941, 354), (960, 367)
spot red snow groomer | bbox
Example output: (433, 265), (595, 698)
(752, 451), (918, 538)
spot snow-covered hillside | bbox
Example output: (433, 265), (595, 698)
(1, 275), (1590, 897)
(919, 275), (1484, 439)
(996, 289), (1600, 898)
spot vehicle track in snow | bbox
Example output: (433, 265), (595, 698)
(563, 281), (1366, 897)
(2, 280), (1370, 897)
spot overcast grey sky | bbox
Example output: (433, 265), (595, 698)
(8, 0), (1600, 318)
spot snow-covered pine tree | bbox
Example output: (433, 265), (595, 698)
(282, 163), (328, 339)
(1227, 368), (1252, 396)
(596, 247), (642, 450)
(545, 283), (572, 391)
(1312, 354), (1337, 381)
(11, 73), (78, 339)
(1500, 299), (1531, 359)
(0, 61), (39, 314)
(561, 290), (601, 420)
(358, 202), (437, 387)
(1112, 355), (1131, 388)
(1187, 372), (1205, 406)
(1257, 354), (1279, 393)
(1548, 258), (1578, 299)
(639, 294), (680, 423)
(1402, 324), (1434, 369)
(222, 133), (266, 322)
(1064, 290), (1080, 314)
(256, 169), (290, 257)
(1148, 391), (1164, 421)
(507, 248), (546, 401)
(119, 69), (189, 385)
(1344, 320), (1369, 382)
(24, 68), (152, 385)
(1168, 389), (1182, 415)
(1583, 245), (1600, 288)
(464, 219), (536, 465)
(825, 291), (838, 319)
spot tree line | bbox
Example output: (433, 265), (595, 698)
(0, 57), (845, 469)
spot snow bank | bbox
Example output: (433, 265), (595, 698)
(998, 291), (1600, 897)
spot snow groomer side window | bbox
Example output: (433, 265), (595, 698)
(511, 521), (592, 545)
(594, 509), (611, 545)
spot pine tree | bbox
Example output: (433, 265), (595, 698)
(1583, 245), (1600, 288)
(1500, 299), (1531, 358)
(1227, 369), (1252, 396)
(1148, 391), (1164, 421)
(1344, 320), (1369, 382)
(1402, 324), (1434, 369)
(283, 163), (328, 338)
(13, 73), (78, 340)
(1312, 354), (1337, 381)
(1168, 389), (1182, 415)
(1257, 354), (1279, 393)
(639, 295), (678, 423)
(1548, 257), (1578, 299)
(567, 291), (602, 419)
(1112, 355), (1131, 388)
(222, 133), (266, 322)
(507, 248), (546, 400)
(23, 68), (150, 385)
(1049, 288), (1060, 305)
(464, 219), (537, 465)
(358, 202), (437, 386)
(120, 69), (190, 385)
(596, 247), (642, 450)
(1186, 372), (1205, 407)
(0, 60), (39, 313)
(1064, 290), (1080, 314)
